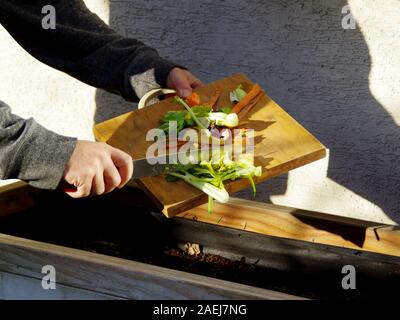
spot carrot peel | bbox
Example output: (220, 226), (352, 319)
(231, 84), (264, 114)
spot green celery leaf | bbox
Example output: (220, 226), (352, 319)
(220, 107), (232, 114)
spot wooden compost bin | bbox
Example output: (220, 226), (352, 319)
(0, 182), (399, 300)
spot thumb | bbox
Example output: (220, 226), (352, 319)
(167, 68), (193, 98)
(174, 78), (192, 98)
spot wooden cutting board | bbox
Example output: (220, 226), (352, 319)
(93, 73), (326, 217)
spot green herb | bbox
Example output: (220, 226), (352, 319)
(191, 105), (212, 118)
(159, 110), (186, 135)
(158, 105), (212, 135)
(167, 171), (230, 204)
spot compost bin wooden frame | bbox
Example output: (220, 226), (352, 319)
(0, 181), (399, 299)
(0, 182), (300, 300)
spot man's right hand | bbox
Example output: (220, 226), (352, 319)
(62, 140), (133, 198)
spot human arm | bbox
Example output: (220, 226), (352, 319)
(0, 0), (202, 100)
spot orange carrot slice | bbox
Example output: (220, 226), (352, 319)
(238, 91), (264, 120)
(186, 92), (201, 107)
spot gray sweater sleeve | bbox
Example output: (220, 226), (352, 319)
(0, 100), (77, 189)
(0, 0), (180, 102)
(0, 0), (182, 189)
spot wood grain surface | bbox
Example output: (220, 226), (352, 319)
(178, 198), (400, 257)
(2, 182), (399, 257)
(0, 232), (300, 300)
(0, 182), (398, 300)
(94, 74), (326, 217)
(0, 181), (39, 218)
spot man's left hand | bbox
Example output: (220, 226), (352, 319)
(167, 67), (204, 98)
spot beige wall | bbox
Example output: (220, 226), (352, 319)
(1, 0), (399, 225)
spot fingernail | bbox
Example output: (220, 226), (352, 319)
(180, 89), (191, 98)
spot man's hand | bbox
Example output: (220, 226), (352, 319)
(167, 67), (204, 98)
(62, 141), (133, 198)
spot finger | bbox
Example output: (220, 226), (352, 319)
(191, 79), (203, 89)
(175, 80), (193, 98)
(109, 147), (133, 189)
(116, 161), (132, 189)
(103, 163), (121, 193)
(90, 170), (106, 196)
(188, 74), (204, 89)
(64, 174), (93, 199)
(169, 70), (193, 98)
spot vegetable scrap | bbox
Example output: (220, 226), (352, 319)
(158, 83), (265, 213)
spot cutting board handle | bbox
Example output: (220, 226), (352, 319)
(138, 88), (176, 109)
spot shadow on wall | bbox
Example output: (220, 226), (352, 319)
(95, 0), (400, 223)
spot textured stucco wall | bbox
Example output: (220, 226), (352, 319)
(1, 0), (399, 224)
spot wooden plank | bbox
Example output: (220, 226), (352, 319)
(1, 182), (399, 258)
(94, 73), (326, 217)
(0, 233), (301, 300)
(177, 198), (400, 257)
(166, 214), (400, 299)
(0, 181), (39, 218)
(0, 183), (397, 298)
(0, 272), (117, 300)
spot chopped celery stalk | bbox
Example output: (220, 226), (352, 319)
(174, 97), (206, 129)
(165, 147), (262, 214)
(208, 195), (213, 214)
(174, 96), (211, 137)
(248, 174), (256, 197)
(224, 113), (239, 127)
(209, 112), (226, 121)
(168, 171), (229, 203)
(198, 117), (211, 128)
(209, 112), (239, 128)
